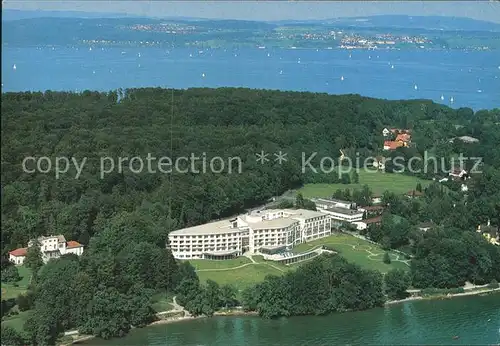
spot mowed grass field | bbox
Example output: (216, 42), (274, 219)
(1, 310), (32, 331)
(187, 257), (251, 270)
(196, 264), (284, 292)
(297, 170), (430, 198)
(187, 234), (409, 291)
(1, 266), (32, 300)
(292, 234), (409, 273)
(1, 266), (33, 332)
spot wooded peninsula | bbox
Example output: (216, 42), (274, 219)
(1, 88), (499, 345)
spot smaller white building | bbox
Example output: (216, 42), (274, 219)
(312, 198), (356, 211)
(321, 207), (364, 223)
(372, 157), (386, 171)
(9, 235), (84, 265)
(352, 216), (382, 231)
(449, 169), (468, 180)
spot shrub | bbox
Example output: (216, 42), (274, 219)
(420, 287), (464, 296)
(383, 252), (391, 264)
(17, 291), (34, 311)
(487, 279), (499, 289)
(1, 265), (21, 283)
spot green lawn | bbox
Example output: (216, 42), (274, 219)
(190, 233), (409, 291)
(151, 291), (175, 313)
(1, 310), (32, 332)
(151, 300), (174, 312)
(297, 170), (430, 197)
(185, 257), (252, 270)
(292, 234), (409, 273)
(196, 264), (284, 292)
(1, 266), (32, 300)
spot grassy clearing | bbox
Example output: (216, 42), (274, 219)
(151, 291), (175, 312)
(185, 257), (251, 270)
(292, 234), (409, 273)
(183, 233), (410, 291)
(1, 266), (32, 300)
(297, 170), (430, 197)
(151, 300), (174, 312)
(196, 264), (284, 292)
(1, 310), (32, 331)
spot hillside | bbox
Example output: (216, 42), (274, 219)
(3, 14), (499, 49)
(1, 88), (499, 343)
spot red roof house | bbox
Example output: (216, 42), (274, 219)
(9, 248), (28, 257)
(384, 141), (404, 150)
(66, 241), (83, 249)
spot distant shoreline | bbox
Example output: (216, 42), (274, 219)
(385, 286), (500, 305)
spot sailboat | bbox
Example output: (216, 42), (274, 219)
(89, 47), (92, 51)
(267, 53), (270, 57)
(12, 64), (17, 70)
(349, 54), (352, 58)
(279, 70), (283, 75)
(441, 95), (445, 101)
(450, 96), (454, 103)
(391, 65), (394, 69)
(414, 84), (418, 90)
(341, 76), (344, 81)
(202, 73), (206, 78)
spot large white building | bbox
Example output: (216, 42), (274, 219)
(167, 209), (332, 260)
(9, 235), (84, 265)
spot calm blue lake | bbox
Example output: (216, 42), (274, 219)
(2, 47), (499, 110)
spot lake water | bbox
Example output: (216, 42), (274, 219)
(86, 294), (500, 345)
(2, 47), (499, 110)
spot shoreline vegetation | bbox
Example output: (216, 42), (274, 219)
(65, 288), (500, 345)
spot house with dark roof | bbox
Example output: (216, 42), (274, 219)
(360, 205), (385, 217)
(406, 190), (424, 198)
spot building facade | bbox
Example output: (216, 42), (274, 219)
(167, 209), (332, 260)
(312, 198), (364, 228)
(9, 235), (84, 265)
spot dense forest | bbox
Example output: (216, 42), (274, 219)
(1, 88), (499, 344)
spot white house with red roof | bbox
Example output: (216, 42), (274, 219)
(9, 235), (84, 265)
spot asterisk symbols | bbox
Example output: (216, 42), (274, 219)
(256, 151), (269, 164)
(256, 150), (288, 165)
(274, 151), (288, 164)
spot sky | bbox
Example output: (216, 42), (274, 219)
(3, 1), (500, 23)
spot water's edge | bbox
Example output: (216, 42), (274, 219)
(67, 288), (500, 345)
